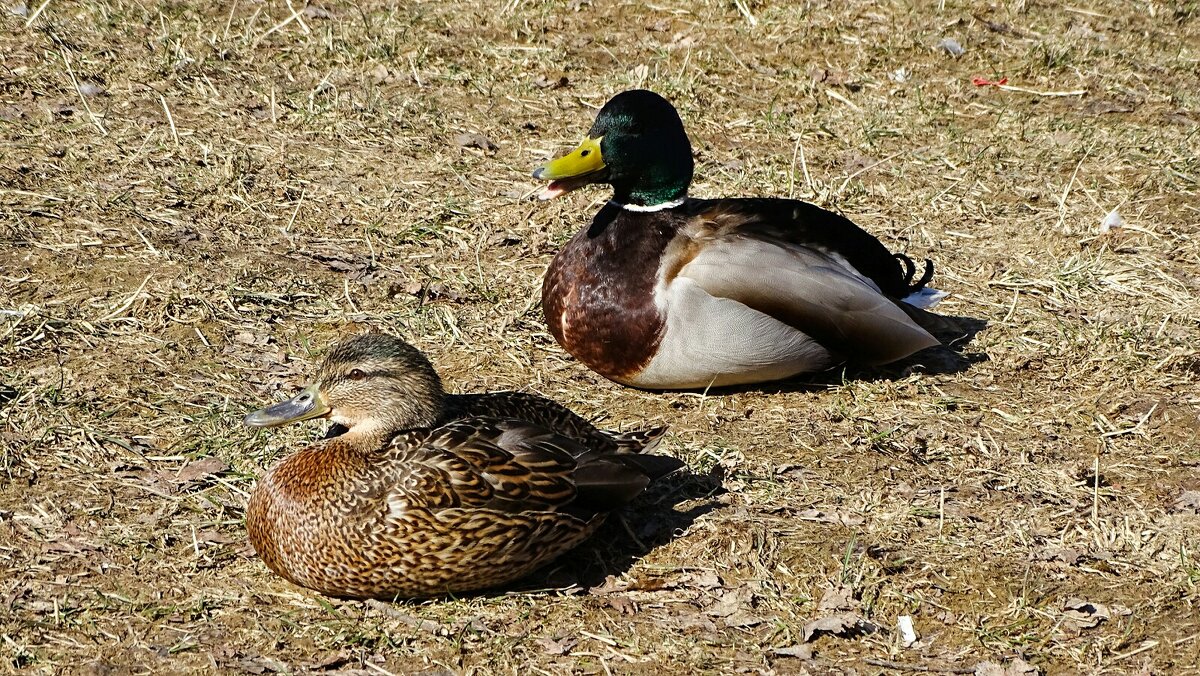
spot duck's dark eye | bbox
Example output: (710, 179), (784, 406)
(348, 369), (367, 380)
(580, 149), (590, 157)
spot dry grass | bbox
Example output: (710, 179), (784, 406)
(2, 0), (1199, 673)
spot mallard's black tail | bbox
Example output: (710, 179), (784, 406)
(893, 253), (934, 295)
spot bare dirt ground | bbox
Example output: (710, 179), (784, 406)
(3, 0), (1199, 673)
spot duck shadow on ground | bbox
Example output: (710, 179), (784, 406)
(514, 465), (725, 594)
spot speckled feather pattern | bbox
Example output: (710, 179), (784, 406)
(247, 393), (668, 599)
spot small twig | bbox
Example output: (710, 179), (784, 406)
(408, 55), (423, 87)
(363, 662), (397, 676)
(283, 0), (310, 34)
(999, 287), (1022, 324)
(97, 274), (153, 322)
(863, 658), (975, 674)
(253, 3), (305, 48)
(789, 135), (813, 198)
(24, 0), (51, 27)
(130, 223), (161, 256)
(61, 50), (107, 135)
(221, 0), (238, 42)
(343, 278), (360, 314)
(732, 0), (758, 27)
(938, 485), (945, 535)
(1111, 640), (1158, 661)
(1055, 152), (1088, 234)
(159, 95), (179, 144)
(284, 188), (305, 233)
(995, 83), (1087, 97)
(824, 88), (861, 112)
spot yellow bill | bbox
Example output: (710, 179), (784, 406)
(532, 136), (604, 200)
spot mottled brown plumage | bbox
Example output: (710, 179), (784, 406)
(244, 334), (676, 599)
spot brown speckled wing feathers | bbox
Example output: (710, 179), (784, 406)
(382, 417), (665, 518)
(383, 420), (580, 514)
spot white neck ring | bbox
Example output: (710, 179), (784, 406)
(611, 196), (687, 212)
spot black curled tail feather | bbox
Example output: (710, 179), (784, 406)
(893, 253), (935, 294)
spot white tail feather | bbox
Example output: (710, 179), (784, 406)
(903, 287), (948, 309)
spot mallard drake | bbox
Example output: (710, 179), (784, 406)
(243, 333), (677, 599)
(532, 89), (956, 390)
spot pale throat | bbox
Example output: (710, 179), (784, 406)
(330, 415), (394, 445)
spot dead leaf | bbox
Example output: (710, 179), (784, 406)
(672, 612), (718, 632)
(233, 332), (268, 346)
(486, 232), (522, 247)
(406, 282), (462, 302)
(44, 537), (101, 554)
(723, 611), (767, 628)
(607, 595), (636, 615)
(195, 530), (238, 545)
(706, 586), (754, 618)
(1172, 490), (1200, 514)
(453, 132), (498, 152)
(680, 569), (723, 589)
(1032, 547), (1082, 565)
(364, 600), (449, 636)
(802, 613), (879, 642)
(175, 458), (228, 483)
(535, 635), (578, 655)
(1062, 597), (1110, 631)
(771, 644), (814, 660)
(304, 651), (351, 671)
(817, 585), (857, 612)
(303, 5), (333, 19)
(589, 575), (629, 595)
(1082, 99), (1134, 115)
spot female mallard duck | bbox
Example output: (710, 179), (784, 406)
(533, 89), (957, 390)
(243, 333), (677, 599)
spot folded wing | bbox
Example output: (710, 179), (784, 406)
(678, 232), (939, 365)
